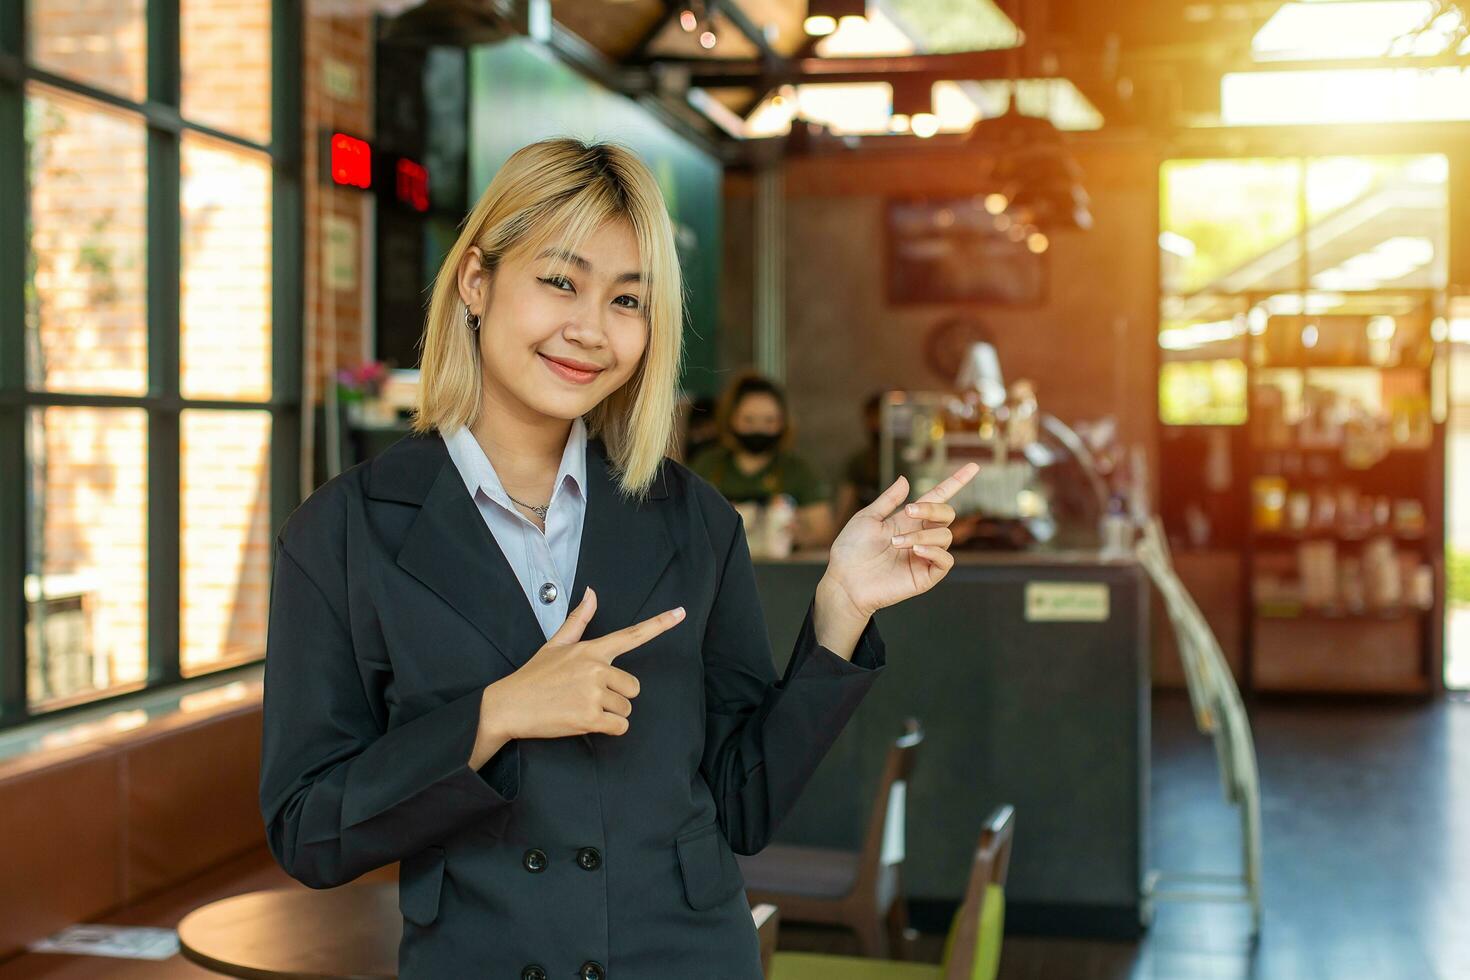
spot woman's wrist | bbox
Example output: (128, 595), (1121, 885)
(470, 681), (515, 769)
(813, 574), (869, 662)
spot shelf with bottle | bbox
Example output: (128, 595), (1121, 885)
(1250, 477), (1428, 539)
(1252, 534), (1436, 623)
(1250, 368), (1433, 460)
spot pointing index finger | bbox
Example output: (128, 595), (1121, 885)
(916, 462), (981, 505)
(598, 606), (686, 661)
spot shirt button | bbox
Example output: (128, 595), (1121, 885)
(521, 967), (547, 980)
(538, 582), (558, 604)
(522, 848), (547, 873)
(580, 962), (605, 980)
(576, 846), (602, 871)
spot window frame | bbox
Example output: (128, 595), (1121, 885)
(0, 0), (302, 729)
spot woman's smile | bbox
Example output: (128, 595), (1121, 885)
(539, 352), (605, 385)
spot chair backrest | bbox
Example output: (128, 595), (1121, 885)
(940, 804), (1016, 980)
(856, 718), (924, 910)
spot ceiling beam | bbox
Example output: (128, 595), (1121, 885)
(675, 48), (1052, 89)
(628, 1), (683, 62)
(670, 43), (1470, 90)
(711, 0), (782, 64)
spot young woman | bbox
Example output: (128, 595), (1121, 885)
(259, 138), (977, 980)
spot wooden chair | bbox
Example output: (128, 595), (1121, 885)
(769, 805), (1016, 980)
(740, 719), (924, 958)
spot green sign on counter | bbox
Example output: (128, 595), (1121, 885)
(1025, 581), (1111, 622)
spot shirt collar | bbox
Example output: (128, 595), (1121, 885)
(443, 416), (587, 511)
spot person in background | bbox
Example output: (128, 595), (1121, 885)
(678, 393), (719, 463)
(690, 371), (835, 549)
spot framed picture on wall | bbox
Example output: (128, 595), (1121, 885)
(885, 198), (1047, 306)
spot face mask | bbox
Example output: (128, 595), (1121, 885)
(734, 431), (782, 455)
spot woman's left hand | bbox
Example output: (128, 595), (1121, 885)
(822, 462), (981, 618)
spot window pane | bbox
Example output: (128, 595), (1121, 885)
(181, 133), (272, 401)
(1160, 158), (1302, 295)
(181, 0), (272, 143)
(180, 410), (272, 676)
(25, 85), (148, 395)
(1159, 360), (1249, 427)
(27, 407), (149, 711)
(27, 0), (147, 102)
(1305, 155), (1448, 293)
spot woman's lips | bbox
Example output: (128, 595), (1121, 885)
(539, 353), (603, 385)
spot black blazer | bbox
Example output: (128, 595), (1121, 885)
(259, 428), (887, 979)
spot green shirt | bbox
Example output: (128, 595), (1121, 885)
(688, 445), (830, 507)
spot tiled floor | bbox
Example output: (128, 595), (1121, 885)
(783, 692), (1470, 980)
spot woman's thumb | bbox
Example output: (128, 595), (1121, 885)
(553, 587), (596, 642)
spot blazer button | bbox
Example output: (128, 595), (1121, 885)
(522, 848), (547, 873)
(576, 846), (602, 871)
(538, 582), (558, 604)
(580, 961), (605, 980)
(521, 966), (547, 980)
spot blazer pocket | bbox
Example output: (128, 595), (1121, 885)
(398, 845), (446, 927)
(674, 823), (744, 911)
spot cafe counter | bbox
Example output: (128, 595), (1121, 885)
(753, 550), (1149, 939)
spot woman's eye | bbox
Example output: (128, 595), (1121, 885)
(539, 275), (574, 291)
(614, 295), (641, 310)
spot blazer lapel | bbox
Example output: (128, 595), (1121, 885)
(371, 429), (675, 674)
(569, 437), (675, 647)
(393, 444), (548, 673)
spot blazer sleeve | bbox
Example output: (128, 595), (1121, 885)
(259, 521), (520, 890)
(699, 509), (886, 855)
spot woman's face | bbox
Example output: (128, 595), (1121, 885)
(731, 392), (784, 437)
(459, 218), (648, 424)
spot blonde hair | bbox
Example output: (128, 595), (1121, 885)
(412, 138), (685, 502)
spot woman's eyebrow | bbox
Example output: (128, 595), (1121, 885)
(537, 248), (641, 285)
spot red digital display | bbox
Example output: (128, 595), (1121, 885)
(329, 133), (372, 189)
(395, 158), (429, 212)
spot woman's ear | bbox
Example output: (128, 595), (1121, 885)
(457, 245), (491, 315)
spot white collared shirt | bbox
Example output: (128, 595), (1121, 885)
(441, 417), (588, 641)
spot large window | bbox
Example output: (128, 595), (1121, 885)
(0, 0), (300, 724)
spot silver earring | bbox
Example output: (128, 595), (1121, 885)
(465, 307), (480, 332)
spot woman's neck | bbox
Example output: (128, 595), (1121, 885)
(470, 387), (572, 503)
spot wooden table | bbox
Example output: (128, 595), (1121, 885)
(177, 884), (399, 979)
(179, 885), (782, 979)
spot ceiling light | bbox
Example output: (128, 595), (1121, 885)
(699, 30), (717, 48)
(911, 112), (940, 137)
(680, 8), (697, 31)
(971, 105), (1093, 232)
(984, 192), (1008, 214)
(806, 0), (865, 35)
(1027, 231), (1049, 254)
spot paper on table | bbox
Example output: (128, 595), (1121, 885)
(28, 924), (180, 960)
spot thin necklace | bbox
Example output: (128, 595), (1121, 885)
(505, 492), (549, 521)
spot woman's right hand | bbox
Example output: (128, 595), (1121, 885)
(471, 588), (685, 766)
